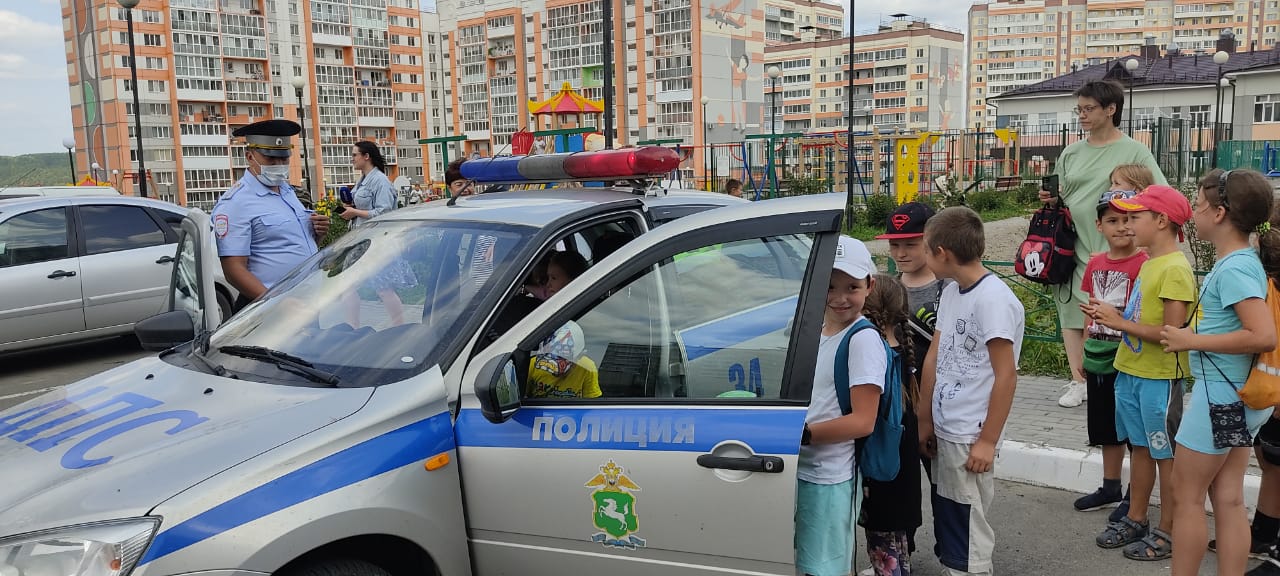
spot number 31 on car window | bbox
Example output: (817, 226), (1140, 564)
(728, 358), (763, 397)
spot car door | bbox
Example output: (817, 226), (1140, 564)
(160, 210), (223, 334)
(455, 194), (843, 576)
(76, 203), (175, 329)
(0, 206), (84, 347)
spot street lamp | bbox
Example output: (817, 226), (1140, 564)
(1212, 50), (1230, 167)
(1124, 58), (1139, 136)
(700, 95), (710, 191)
(117, 0), (146, 198)
(61, 137), (76, 184)
(767, 65), (781, 197)
(91, 162), (101, 181)
(290, 76), (314, 198)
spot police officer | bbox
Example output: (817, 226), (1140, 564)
(212, 119), (329, 312)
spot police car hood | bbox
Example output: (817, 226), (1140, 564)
(0, 356), (371, 535)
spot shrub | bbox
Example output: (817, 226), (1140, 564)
(1015, 183), (1041, 206)
(967, 188), (1008, 213)
(863, 194), (896, 230)
(1177, 182), (1216, 272)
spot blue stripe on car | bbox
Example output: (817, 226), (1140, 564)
(139, 411), (454, 565)
(454, 407), (804, 455)
(679, 297), (796, 361)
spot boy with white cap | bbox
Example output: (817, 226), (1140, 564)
(796, 236), (886, 576)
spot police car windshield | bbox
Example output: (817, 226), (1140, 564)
(203, 219), (534, 387)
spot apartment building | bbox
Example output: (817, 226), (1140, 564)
(968, 0), (1280, 129)
(763, 15), (965, 136)
(431, 0), (844, 179)
(63, 0), (430, 209)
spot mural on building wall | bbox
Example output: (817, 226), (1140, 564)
(929, 45), (964, 130)
(700, 0), (763, 144)
(70, 0), (109, 177)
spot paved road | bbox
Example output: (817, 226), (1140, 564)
(0, 336), (151, 411)
(865, 478), (1253, 575)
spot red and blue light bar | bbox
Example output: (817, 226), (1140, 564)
(458, 147), (681, 183)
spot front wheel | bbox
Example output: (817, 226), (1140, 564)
(280, 558), (392, 576)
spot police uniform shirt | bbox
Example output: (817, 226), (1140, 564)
(212, 171), (318, 290)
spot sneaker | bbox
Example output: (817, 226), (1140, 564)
(1074, 486), (1123, 511)
(1108, 489), (1131, 524)
(1208, 536), (1276, 559)
(1247, 546), (1280, 576)
(1058, 380), (1087, 408)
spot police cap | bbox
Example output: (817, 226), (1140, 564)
(233, 119), (302, 158)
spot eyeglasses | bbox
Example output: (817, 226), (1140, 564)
(1073, 105), (1100, 116)
(1217, 170), (1232, 211)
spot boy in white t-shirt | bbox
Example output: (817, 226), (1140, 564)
(796, 235), (886, 576)
(917, 208), (1025, 576)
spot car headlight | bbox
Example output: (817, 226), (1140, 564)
(0, 518), (159, 576)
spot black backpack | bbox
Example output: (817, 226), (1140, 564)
(1015, 205), (1077, 284)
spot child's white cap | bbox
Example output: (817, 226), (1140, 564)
(833, 235), (876, 279)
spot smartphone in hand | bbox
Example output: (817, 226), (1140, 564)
(334, 204), (347, 214)
(1041, 174), (1060, 198)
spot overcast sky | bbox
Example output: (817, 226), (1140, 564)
(2, 0), (970, 157)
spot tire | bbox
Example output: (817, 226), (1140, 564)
(281, 558), (393, 576)
(216, 288), (233, 322)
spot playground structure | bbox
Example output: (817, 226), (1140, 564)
(692, 128), (1024, 203)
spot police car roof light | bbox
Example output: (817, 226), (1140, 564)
(458, 147), (680, 184)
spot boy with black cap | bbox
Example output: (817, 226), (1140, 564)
(213, 119), (329, 311)
(877, 202), (951, 378)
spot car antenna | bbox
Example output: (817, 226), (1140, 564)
(0, 167), (39, 194)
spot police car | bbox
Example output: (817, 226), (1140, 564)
(0, 147), (845, 576)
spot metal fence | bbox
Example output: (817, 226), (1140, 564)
(1216, 140), (1280, 175)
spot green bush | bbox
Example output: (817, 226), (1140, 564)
(1014, 183), (1041, 206)
(967, 188), (1008, 213)
(863, 194), (896, 230)
(915, 193), (945, 213)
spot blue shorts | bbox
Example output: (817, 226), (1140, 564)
(1176, 379), (1277, 455)
(1114, 372), (1184, 460)
(796, 478), (856, 576)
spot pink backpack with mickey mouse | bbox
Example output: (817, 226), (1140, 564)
(1015, 204), (1077, 284)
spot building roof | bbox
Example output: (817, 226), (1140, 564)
(990, 48), (1280, 101)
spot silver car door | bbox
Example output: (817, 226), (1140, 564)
(0, 206), (85, 348)
(457, 194), (843, 576)
(163, 209), (223, 332)
(76, 204), (172, 329)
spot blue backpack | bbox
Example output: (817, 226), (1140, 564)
(834, 317), (903, 482)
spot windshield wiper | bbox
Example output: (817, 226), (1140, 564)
(187, 331), (229, 377)
(217, 345), (341, 387)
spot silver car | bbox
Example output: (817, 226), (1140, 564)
(0, 184), (844, 576)
(0, 196), (236, 353)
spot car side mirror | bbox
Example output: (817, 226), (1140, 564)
(476, 353), (522, 424)
(135, 310), (196, 352)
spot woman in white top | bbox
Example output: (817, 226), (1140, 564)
(341, 141), (398, 227)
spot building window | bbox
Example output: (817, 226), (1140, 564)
(1257, 94), (1280, 123)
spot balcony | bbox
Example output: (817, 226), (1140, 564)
(487, 45), (516, 59)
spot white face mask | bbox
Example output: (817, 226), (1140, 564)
(255, 163), (291, 187)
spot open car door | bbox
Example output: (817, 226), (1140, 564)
(136, 209), (222, 350)
(456, 193), (844, 576)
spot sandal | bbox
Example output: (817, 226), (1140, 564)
(1096, 516), (1149, 549)
(1123, 528), (1173, 561)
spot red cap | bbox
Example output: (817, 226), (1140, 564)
(1110, 184), (1192, 239)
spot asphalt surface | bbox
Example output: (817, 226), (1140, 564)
(0, 336), (151, 411)
(865, 477), (1255, 576)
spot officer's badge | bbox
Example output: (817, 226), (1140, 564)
(214, 214), (229, 238)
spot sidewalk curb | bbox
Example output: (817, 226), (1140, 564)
(997, 440), (1262, 515)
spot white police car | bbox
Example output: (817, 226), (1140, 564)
(0, 148), (846, 576)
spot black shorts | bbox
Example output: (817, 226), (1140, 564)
(1086, 370), (1125, 447)
(1257, 415), (1280, 446)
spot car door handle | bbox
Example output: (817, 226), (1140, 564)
(696, 454), (785, 473)
(47, 270), (77, 279)
(156, 255), (175, 264)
